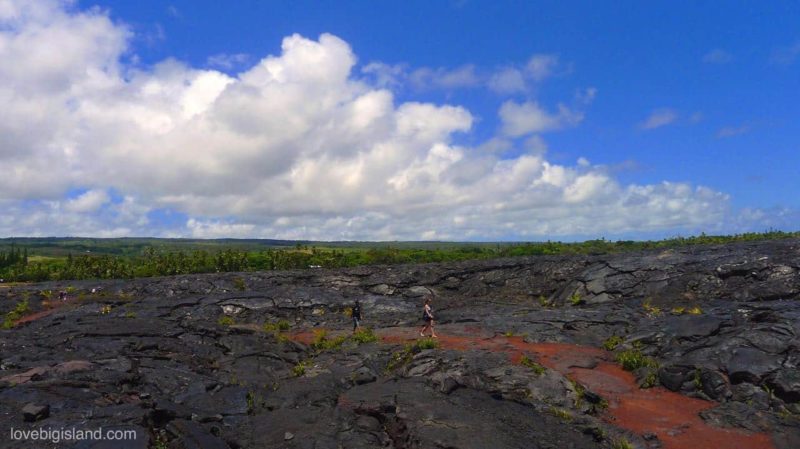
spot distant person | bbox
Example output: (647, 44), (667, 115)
(352, 300), (362, 334)
(419, 296), (437, 338)
(59, 291), (67, 302)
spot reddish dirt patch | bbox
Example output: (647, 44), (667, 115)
(14, 308), (57, 325)
(367, 325), (774, 449)
(11, 298), (78, 326)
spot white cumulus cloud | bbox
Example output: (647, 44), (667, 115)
(499, 100), (584, 137)
(0, 0), (753, 240)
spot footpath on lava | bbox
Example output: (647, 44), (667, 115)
(294, 324), (775, 449)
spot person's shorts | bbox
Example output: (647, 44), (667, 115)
(423, 315), (432, 322)
(353, 317), (361, 327)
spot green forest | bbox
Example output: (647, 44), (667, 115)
(0, 230), (798, 282)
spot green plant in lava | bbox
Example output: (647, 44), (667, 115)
(693, 369), (703, 390)
(263, 319), (291, 332)
(611, 438), (634, 449)
(642, 298), (662, 317)
(2, 298), (30, 329)
(385, 338), (439, 373)
(246, 391), (262, 414)
(519, 355), (546, 375)
(549, 407), (572, 422)
(686, 306), (703, 315)
(641, 369), (659, 388)
(351, 328), (379, 344)
(310, 329), (347, 352)
(292, 360), (308, 377)
(218, 315), (235, 326)
(569, 293), (584, 306)
(603, 335), (624, 351)
(615, 347), (657, 371)
(153, 434), (168, 449)
(615, 345), (659, 389)
(569, 379), (586, 407)
(233, 277), (247, 291)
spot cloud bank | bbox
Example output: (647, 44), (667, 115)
(0, 0), (765, 240)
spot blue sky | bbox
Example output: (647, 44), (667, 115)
(0, 0), (798, 240)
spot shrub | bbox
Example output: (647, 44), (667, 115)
(569, 293), (584, 306)
(233, 277), (246, 291)
(218, 316), (235, 326)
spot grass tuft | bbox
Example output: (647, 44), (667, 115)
(2, 299), (30, 329)
(218, 315), (235, 326)
(549, 407), (572, 422)
(642, 298), (662, 317)
(311, 329), (347, 352)
(292, 361), (307, 377)
(351, 328), (379, 344)
(519, 355), (546, 375)
(569, 293), (584, 306)
(615, 348), (657, 371)
(611, 438), (634, 449)
(385, 338), (439, 372)
(603, 335), (624, 351)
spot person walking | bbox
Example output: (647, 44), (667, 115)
(419, 296), (437, 338)
(352, 300), (362, 334)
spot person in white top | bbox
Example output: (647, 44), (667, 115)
(419, 296), (437, 338)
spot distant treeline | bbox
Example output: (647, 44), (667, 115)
(0, 230), (798, 282)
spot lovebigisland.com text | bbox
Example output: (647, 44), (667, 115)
(9, 426), (138, 445)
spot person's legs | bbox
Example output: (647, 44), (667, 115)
(430, 320), (437, 338)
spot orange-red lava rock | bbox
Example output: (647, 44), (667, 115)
(370, 326), (775, 449)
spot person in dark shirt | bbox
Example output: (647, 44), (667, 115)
(352, 300), (362, 334)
